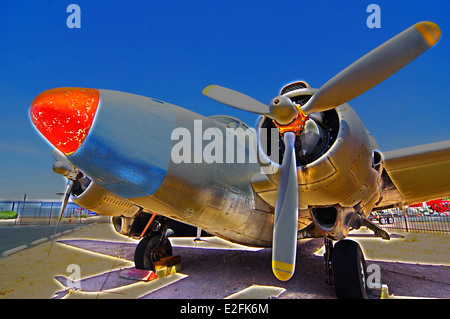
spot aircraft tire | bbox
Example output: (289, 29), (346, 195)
(134, 233), (173, 271)
(332, 239), (370, 299)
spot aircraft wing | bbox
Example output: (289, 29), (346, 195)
(381, 140), (450, 206)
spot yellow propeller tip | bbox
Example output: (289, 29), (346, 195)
(272, 268), (293, 281)
(415, 21), (441, 46)
(272, 260), (294, 281)
(202, 85), (217, 95)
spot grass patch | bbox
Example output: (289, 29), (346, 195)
(0, 210), (18, 220)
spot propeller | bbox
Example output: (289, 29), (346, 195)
(52, 149), (78, 178)
(301, 21), (441, 114)
(48, 149), (80, 255)
(203, 21), (440, 281)
(271, 131), (298, 280)
(203, 86), (299, 125)
(48, 180), (73, 255)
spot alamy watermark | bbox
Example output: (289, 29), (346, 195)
(366, 4), (381, 29)
(170, 120), (280, 173)
(66, 263), (81, 289)
(366, 263), (382, 290)
(66, 4), (81, 29)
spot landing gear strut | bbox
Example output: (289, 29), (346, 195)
(324, 238), (334, 285)
(324, 238), (372, 299)
(134, 229), (173, 271)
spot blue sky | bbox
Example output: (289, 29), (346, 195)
(0, 0), (449, 200)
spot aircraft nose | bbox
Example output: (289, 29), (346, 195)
(30, 87), (100, 155)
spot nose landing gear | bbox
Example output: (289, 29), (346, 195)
(134, 229), (173, 271)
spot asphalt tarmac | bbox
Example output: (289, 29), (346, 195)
(0, 224), (85, 256)
(0, 222), (448, 299)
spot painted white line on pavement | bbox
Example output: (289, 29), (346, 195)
(225, 285), (286, 299)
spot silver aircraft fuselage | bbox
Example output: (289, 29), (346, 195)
(68, 88), (381, 246)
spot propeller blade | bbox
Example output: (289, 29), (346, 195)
(203, 85), (271, 116)
(52, 148), (78, 177)
(302, 21), (440, 114)
(48, 180), (73, 256)
(272, 131), (299, 281)
(52, 148), (70, 163)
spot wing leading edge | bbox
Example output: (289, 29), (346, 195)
(381, 140), (450, 206)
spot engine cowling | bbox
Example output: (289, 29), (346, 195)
(255, 82), (382, 239)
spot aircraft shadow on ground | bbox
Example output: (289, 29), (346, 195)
(54, 238), (449, 299)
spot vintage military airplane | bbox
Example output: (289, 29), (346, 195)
(30, 21), (447, 298)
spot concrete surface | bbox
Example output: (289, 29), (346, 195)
(0, 223), (448, 299)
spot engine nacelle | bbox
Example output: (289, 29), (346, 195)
(71, 179), (142, 218)
(256, 82), (382, 238)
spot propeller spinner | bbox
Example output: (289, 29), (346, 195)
(203, 21), (440, 281)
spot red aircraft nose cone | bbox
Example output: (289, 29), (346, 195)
(30, 88), (100, 155)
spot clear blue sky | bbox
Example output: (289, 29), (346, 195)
(1, 0), (449, 200)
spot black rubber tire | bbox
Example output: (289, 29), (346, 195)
(134, 235), (172, 271)
(332, 239), (369, 299)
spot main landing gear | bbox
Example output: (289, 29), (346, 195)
(324, 238), (373, 299)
